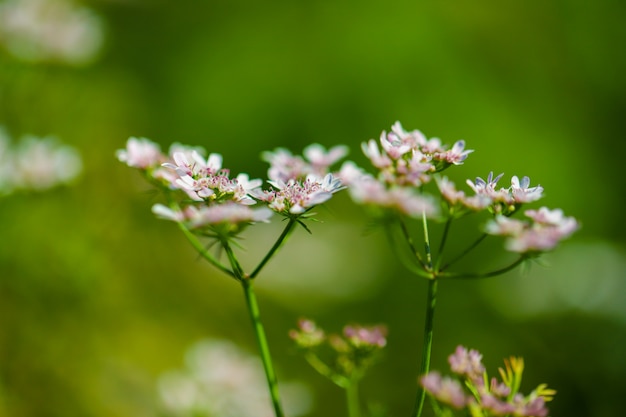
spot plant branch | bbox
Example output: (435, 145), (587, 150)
(440, 256), (526, 279)
(250, 217), (298, 278)
(440, 233), (488, 272)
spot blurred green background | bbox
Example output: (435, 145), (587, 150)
(1, 0), (625, 416)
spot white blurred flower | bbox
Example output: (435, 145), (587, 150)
(0, 0), (104, 65)
(158, 339), (312, 417)
(0, 128), (82, 194)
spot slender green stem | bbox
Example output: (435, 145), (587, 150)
(303, 352), (349, 388)
(421, 211), (433, 272)
(413, 277), (438, 417)
(176, 222), (236, 279)
(413, 210), (437, 417)
(250, 217), (297, 278)
(399, 218), (426, 268)
(435, 218), (452, 270)
(346, 377), (362, 417)
(440, 256), (526, 279)
(440, 233), (488, 272)
(221, 238), (284, 417)
(241, 279), (285, 417)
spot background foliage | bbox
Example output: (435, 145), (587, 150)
(1, 1), (625, 416)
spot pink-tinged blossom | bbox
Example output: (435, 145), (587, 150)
(152, 203), (272, 229)
(420, 372), (467, 409)
(152, 204), (198, 223)
(466, 171), (504, 197)
(361, 139), (392, 169)
(263, 144), (347, 183)
(289, 319), (326, 348)
(303, 143), (348, 171)
(255, 173), (344, 215)
(343, 324), (387, 348)
(480, 393), (517, 415)
(448, 345), (486, 380)
(189, 203), (272, 228)
(379, 130), (412, 160)
(163, 150), (223, 179)
(484, 215), (527, 236)
(437, 176), (492, 212)
(524, 207), (577, 230)
(116, 137), (164, 169)
(486, 207), (579, 254)
(434, 140), (474, 166)
(515, 395), (549, 417)
(161, 151), (261, 204)
(347, 174), (438, 218)
(510, 176), (543, 203)
(489, 377), (511, 397)
(262, 148), (309, 182)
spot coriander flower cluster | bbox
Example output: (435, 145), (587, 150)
(290, 319), (387, 385)
(117, 137), (348, 235)
(0, 127), (82, 195)
(420, 346), (555, 417)
(254, 144), (347, 216)
(340, 121), (472, 218)
(341, 122), (578, 255)
(485, 207), (579, 254)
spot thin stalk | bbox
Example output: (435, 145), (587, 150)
(384, 226), (432, 279)
(220, 238), (284, 417)
(250, 218), (297, 278)
(241, 279), (285, 417)
(176, 222), (236, 279)
(346, 378), (362, 417)
(413, 278), (438, 417)
(440, 256), (526, 280)
(435, 218), (452, 270)
(413, 210), (437, 417)
(440, 233), (488, 272)
(399, 218), (426, 269)
(303, 352), (349, 388)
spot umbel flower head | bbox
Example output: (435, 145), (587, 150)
(117, 137), (270, 237)
(255, 144), (347, 217)
(420, 345), (556, 417)
(290, 319), (387, 387)
(340, 121), (472, 218)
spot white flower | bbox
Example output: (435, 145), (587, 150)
(257, 174), (344, 215)
(484, 215), (527, 236)
(9, 134), (82, 191)
(158, 339), (312, 417)
(189, 203), (273, 228)
(510, 176), (543, 203)
(0, 0), (104, 65)
(303, 143), (348, 168)
(116, 137), (164, 169)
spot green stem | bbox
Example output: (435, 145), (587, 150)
(435, 218), (452, 270)
(220, 238), (284, 417)
(440, 233), (488, 272)
(413, 210), (437, 417)
(250, 217), (297, 278)
(346, 378), (362, 417)
(421, 211), (433, 272)
(242, 278), (285, 417)
(176, 221), (236, 279)
(303, 352), (349, 388)
(399, 218), (426, 268)
(440, 256), (526, 279)
(413, 277), (438, 417)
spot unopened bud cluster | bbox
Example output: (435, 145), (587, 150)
(420, 346), (556, 417)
